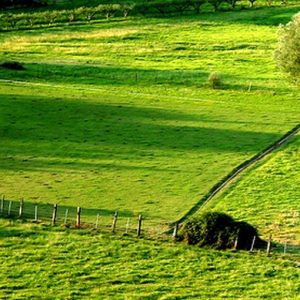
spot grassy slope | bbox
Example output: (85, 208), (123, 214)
(0, 220), (299, 299)
(0, 7), (299, 225)
(204, 133), (300, 244)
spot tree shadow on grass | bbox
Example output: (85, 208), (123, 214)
(0, 93), (281, 172)
(0, 62), (288, 94)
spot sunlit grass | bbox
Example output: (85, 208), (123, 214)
(0, 6), (299, 225)
(205, 134), (300, 244)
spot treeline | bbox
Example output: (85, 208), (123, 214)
(0, 0), (47, 9)
(0, 0), (290, 30)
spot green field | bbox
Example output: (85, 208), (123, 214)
(0, 2), (300, 299)
(205, 133), (300, 244)
(0, 219), (299, 299)
(1, 5), (300, 227)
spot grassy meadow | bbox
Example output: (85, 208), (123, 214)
(204, 133), (300, 244)
(1, 5), (300, 227)
(0, 2), (299, 299)
(0, 219), (299, 299)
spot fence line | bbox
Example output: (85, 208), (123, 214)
(0, 196), (298, 255)
(0, 197), (171, 238)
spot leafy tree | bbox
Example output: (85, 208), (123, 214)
(249, 0), (256, 8)
(207, 0), (224, 11)
(275, 12), (300, 83)
(225, 0), (240, 9)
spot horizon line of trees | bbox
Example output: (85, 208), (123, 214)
(0, 0), (292, 30)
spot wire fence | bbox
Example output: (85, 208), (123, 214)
(0, 196), (171, 238)
(0, 196), (299, 256)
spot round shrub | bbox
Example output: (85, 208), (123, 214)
(208, 71), (222, 89)
(180, 212), (263, 250)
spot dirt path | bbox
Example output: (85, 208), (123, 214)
(176, 123), (300, 225)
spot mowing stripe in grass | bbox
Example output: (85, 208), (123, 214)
(175, 123), (300, 225)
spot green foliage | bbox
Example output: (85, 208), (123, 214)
(207, 0), (224, 11)
(208, 71), (222, 88)
(180, 212), (262, 249)
(275, 12), (300, 83)
(0, 61), (25, 70)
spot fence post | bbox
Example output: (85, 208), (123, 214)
(8, 201), (12, 217)
(76, 207), (81, 228)
(112, 211), (118, 233)
(19, 198), (24, 218)
(52, 204), (58, 225)
(173, 223), (179, 241)
(267, 234), (272, 255)
(125, 217), (130, 234)
(137, 214), (142, 237)
(34, 205), (38, 222)
(283, 241), (287, 255)
(0, 195), (4, 214)
(234, 230), (239, 250)
(95, 213), (100, 229)
(64, 208), (69, 225)
(250, 236), (256, 252)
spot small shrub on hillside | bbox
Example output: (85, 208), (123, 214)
(208, 72), (222, 88)
(179, 212), (265, 250)
(0, 61), (25, 70)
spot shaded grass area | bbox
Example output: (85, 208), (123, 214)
(205, 134), (300, 244)
(0, 81), (297, 224)
(0, 220), (299, 299)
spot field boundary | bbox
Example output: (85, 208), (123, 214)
(176, 123), (300, 225)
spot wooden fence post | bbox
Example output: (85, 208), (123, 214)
(0, 195), (4, 214)
(234, 230), (239, 250)
(137, 214), (142, 237)
(64, 209), (69, 225)
(8, 201), (12, 217)
(52, 204), (58, 225)
(34, 205), (38, 222)
(250, 236), (256, 252)
(19, 198), (24, 218)
(283, 241), (287, 255)
(173, 223), (179, 241)
(125, 217), (130, 234)
(76, 207), (81, 228)
(95, 213), (100, 229)
(267, 234), (272, 255)
(112, 211), (118, 233)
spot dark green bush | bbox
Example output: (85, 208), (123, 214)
(180, 212), (264, 250)
(0, 61), (25, 70)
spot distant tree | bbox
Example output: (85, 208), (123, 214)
(249, 0), (256, 8)
(188, 0), (206, 13)
(225, 0), (240, 9)
(0, 0), (47, 8)
(207, 0), (223, 11)
(274, 12), (300, 83)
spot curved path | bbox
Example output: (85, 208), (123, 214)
(175, 123), (300, 225)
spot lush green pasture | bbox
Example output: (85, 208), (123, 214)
(204, 133), (300, 244)
(0, 6), (299, 225)
(0, 220), (299, 299)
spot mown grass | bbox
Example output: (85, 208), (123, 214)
(0, 219), (299, 299)
(204, 133), (300, 244)
(0, 6), (299, 226)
